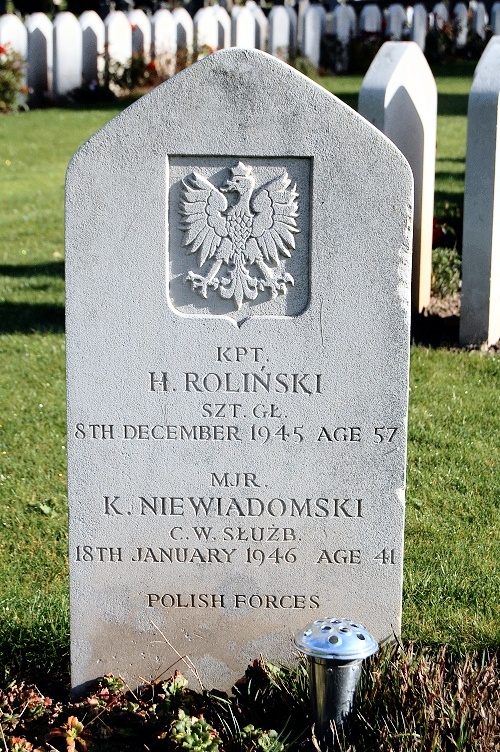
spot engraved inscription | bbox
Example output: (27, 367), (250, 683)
(180, 162), (299, 310)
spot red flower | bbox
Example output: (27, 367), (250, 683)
(0, 45), (7, 54)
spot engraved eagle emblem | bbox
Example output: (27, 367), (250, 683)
(180, 162), (299, 310)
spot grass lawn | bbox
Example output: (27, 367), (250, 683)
(0, 65), (498, 686)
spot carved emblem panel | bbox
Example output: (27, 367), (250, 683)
(167, 157), (311, 323)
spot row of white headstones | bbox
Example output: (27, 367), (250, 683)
(1, 9), (498, 345)
(1, 0), (498, 98)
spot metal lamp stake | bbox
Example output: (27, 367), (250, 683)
(294, 618), (379, 750)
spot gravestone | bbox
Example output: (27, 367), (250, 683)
(105, 10), (132, 68)
(284, 5), (298, 56)
(128, 9), (152, 62)
(53, 12), (82, 97)
(172, 7), (194, 55)
(0, 13), (27, 57)
(66, 48), (413, 693)
(471, 2), (488, 39)
(460, 40), (500, 345)
(79, 10), (105, 86)
(359, 4), (382, 33)
(194, 7), (218, 55)
(212, 4), (231, 50)
(26, 12), (53, 105)
(246, 0), (268, 51)
(453, 2), (469, 48)
(231, 5), (256, 48)
(152, 9), (177, 77)
(432, 1), (448, 29)
(359, 41), (436, 313)
(411, 3), (428, 50)
(302, 4), (326, 67)
(386, 3), (407, 40)
(268, 5), (291, 59)
(332, 3), (356, 44)
(491, 2), (500, 35)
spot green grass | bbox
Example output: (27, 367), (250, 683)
(0, 68), (498, 680)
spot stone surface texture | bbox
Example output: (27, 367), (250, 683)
(66, 49), (413, 694)
(359, 41), (436, 314)
(460, 40), (500, 345)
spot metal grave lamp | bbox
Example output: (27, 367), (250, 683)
(294, 617), (379, 749)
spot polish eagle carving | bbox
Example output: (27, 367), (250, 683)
(179, 162), (299, 310)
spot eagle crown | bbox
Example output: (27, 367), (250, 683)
(221, 162), (256, 209)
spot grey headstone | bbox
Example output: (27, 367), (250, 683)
(460, 40), (500, 345)
(66, 48), (413, 694)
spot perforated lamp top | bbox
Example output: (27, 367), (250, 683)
(294, 617), (379, 661)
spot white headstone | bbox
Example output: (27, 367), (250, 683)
(105, 10), (132, 68)
(472, 1), (488, 38)
(66, 47), (413, 694)
(194, 7), (218, 55)
(453, 2), (469, 47)
(79, 10), (105, 86)
(359, 41), (436, 313)
(53, 12), (82, 97)
(268, 5), (291, 59)
(460, 40), (500, 345)
(491, 1), (500, 34)
(212, 4), (231, 49)
(231, 5), (256, 48)
(172, 7), (194, 55)
(302, 4), (326, 67)
(128, 9), (151, 62)
(332, 3), (356, 44)
(411, 3), (428, 50)
(0, 13), (27, 57)
(432, 1), (449, 29)
(152, 8), (177, 77)
(26, 12), (53, 104)
(386, 3), (407, 39)
(359, 4), (383, 33)
(246, 0), (268, 50)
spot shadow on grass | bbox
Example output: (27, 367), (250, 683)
(0, 262), (64, 278)
(411, 311), (460, 348)
(437, 93), (470, 117)
(0, 303), (64, 334)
